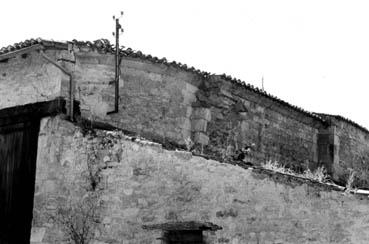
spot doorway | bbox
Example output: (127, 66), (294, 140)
(0, 119), (40, 244)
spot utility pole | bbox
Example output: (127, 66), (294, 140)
(108, 11), (124, 114)
(261, 75), (264, 91)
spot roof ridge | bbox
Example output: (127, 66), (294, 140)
(0, 38), (344, 125)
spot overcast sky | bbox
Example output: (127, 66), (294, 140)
(2, 0), (369, 129)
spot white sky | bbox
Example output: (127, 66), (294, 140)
(2, 0), (369, 129)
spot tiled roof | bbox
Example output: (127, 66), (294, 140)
(0, 38), (359, 127)
(215, 74), (325, 122)
(0, 38), (68, 56)
(0, 38), (43, 55)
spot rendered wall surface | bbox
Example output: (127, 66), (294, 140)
(31, 116), (369, 244)
(0, 50), (64, 109)
(74, 51), (200, 145)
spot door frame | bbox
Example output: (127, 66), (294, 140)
(0, 98), (66, 244)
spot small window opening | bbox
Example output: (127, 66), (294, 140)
(143, 221), (222, 244)
(163, 230), (203, 244)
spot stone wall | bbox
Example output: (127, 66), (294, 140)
(3, 44), (369, 186)
(70, 48), (326, 173)
(196, 75), (323, 172)
(31, 116), (369, 244)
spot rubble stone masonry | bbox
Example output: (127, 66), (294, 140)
(72, 47), (323, 174)
(31, 116), (369, 244)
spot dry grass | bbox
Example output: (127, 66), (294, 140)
(184, 137), (194, 151)
(262, 160), (328, 183)
(262, 160), (294, 175)
(302, 166), (328, 182)
(345, 169), (356, 193)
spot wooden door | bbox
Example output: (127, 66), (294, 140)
(0, 119), (40, 244)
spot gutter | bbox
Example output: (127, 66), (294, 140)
(39, 49), (74, 121)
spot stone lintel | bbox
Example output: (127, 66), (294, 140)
(0, 98), (67, 127)
(142, 221), (222, 231)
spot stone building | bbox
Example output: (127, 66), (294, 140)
(1, 39), (369, 243)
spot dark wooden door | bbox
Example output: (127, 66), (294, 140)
(0, 119), (40, 244)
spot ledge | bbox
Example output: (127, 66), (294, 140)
(142, 221), (222, 231)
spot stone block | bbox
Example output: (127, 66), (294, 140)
(186, 106), (193, 118)
(30, 227), (46, 243)
(181, 129), (192, 143)
(182, 88), (197, 105)
(147, 72), (163, 82)
(185, 82), (199, 95)
(122, 208), (140, 218)
(191, 119), (208, 132)
(194, 132), (209, 145)
(181, 118), (191, 132)
(220, 88), (234, 99)
(192, 108), (211, 121)
(76, 54), (100, 64)
(173, 150), (193, 160)
(91, 241), (109, 244)
(95, 55), (114, 66)
(57, 50), (75, 62)
(256, 105), (265, 113)
(123, 188), (134, 196)
(102, 217), (112, 224)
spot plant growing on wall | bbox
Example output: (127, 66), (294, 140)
(219, 121), (255, 163)
(82, 129), (124, 191)
(184, 137), (194, 152)
(53, 193), (102, 244)
(52, 129), (118, 244)
(84, 133), (102, 191)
